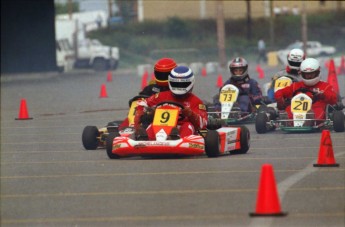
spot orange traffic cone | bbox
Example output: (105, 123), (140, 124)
(99, 84), (108, 98)
(201, 67), (207, 77)
(106, 71), (112, 82)
(327, 59), (339, 94)
(15, 99), (33, 120)
(216, 74), (223, 88)
(256, 64), (265, 79)
(249, 164), (287, 217)
(338, 56), (345, 75)
(141, 70), (148, 90)
(151, 72), (155, 81)
(313, 130), (339, 167)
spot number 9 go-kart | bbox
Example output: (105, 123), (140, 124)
(207, 84), (258, 125)
(255, 91), (345, 134)
(106, 101), (250, 159)
(82, 95), (149, 150)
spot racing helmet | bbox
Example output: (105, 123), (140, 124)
(154, 58), (177, 86)
(300, 58), (321, 86)
(168, 66), (195, 98)
(287, 48), (305, 70)
(229, 57), (248, 81)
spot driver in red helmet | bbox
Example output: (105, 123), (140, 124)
(134, 66), (208, 140)
(118, 58), (177, 130)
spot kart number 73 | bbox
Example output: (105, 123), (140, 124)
(219, 90), (237, 103)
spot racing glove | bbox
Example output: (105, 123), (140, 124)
(182, 107), (201, 130)
(276, 98), (286, 110)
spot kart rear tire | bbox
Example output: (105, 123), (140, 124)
(82, 126), (99, 150)
(333, 110), (345, 132)
(255, 112), (268, 134)
(106, 132), (121, 159)
(205, 130), (220, 158)
(231, 126), (250, 154)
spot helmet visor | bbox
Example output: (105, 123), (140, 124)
(169, 81), (192, 88)
(301, 71), (319, 80)
(288, 60), (302, 68)
(154, 71), (169, 81)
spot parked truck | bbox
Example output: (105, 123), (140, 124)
(55, 10), (119, 71)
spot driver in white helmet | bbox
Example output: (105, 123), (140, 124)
(267, 48), (305, 102)
(275, 58), (337, 122)
(133, 66), (208, 140)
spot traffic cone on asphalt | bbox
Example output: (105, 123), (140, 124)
(141, 70), (148, 90)
(15, 99), (33, 120)
(249, 164), (287, 217)
(201, 67), (207, 77)
(99, 84), (108, 98)
(338, 56), (345, 75)
(256, 64), (265, 79)
(313, 130), (339, 167)
(106, 71), (112, 82)
(327, 59), (339, 94)
(216, 74), (223, 88)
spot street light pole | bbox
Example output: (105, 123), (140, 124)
(216, 0), (226, 69)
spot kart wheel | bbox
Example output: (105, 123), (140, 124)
(231, 126), (250, 154)
(255, 112), (268, 134)
(82, 126), (99, 150)
(106, 132), (121, 159)
(333, 110), (345, 132)
(205, 130), (220, 158)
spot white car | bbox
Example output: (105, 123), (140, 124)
(276, 41), (336, 65)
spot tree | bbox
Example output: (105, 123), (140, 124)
(55, 1), (79, 15)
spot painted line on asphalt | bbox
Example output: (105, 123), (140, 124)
(2, 186), (344, 199)
(1, 168), (344, 179)
(1, 212), (344, 225)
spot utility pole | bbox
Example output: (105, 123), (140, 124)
(68, 0), (72, 20)
(108, 0), (113, 18)
(301, 1), (308, 55)
(216, 0), (226, 69)
(246, 0), (252, 40)
(269, 0), (275, 46)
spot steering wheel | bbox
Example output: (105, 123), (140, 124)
(128, 95), (150, 107)
(292, 88), (319, 103)
(155, 101), (185, 110)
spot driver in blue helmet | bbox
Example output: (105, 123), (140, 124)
(134, 66), (208, 140)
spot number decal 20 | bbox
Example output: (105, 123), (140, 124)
(293, 101), (309, 111)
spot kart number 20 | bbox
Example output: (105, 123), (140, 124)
(292, 100), (311, 113)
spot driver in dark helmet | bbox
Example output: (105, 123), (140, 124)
(213, 57), (263, 113)
(134, 66), (208, 140)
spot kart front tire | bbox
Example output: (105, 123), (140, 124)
(255, 112), (268, 134)
(333, 110), (345, 132)
(205, 130), (220, 158)
(106, 132), (121, 159)
(231, 126), (250, 154)
(82, 126), (99, 150)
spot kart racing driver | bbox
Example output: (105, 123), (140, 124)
(275, 58), (338, 122)
(133, 65), (208, 140)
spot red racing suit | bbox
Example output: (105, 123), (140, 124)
(274, 81), (337, 120)
(134, 91), (208, 140)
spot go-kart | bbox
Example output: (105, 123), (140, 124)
(255, 91), (345, 134)
(207, 84), (258, 125)
(106, 101), (250, 159)
(82, 95), (148, 150)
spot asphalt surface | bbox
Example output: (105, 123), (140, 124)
(1, 64), (345, 227)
